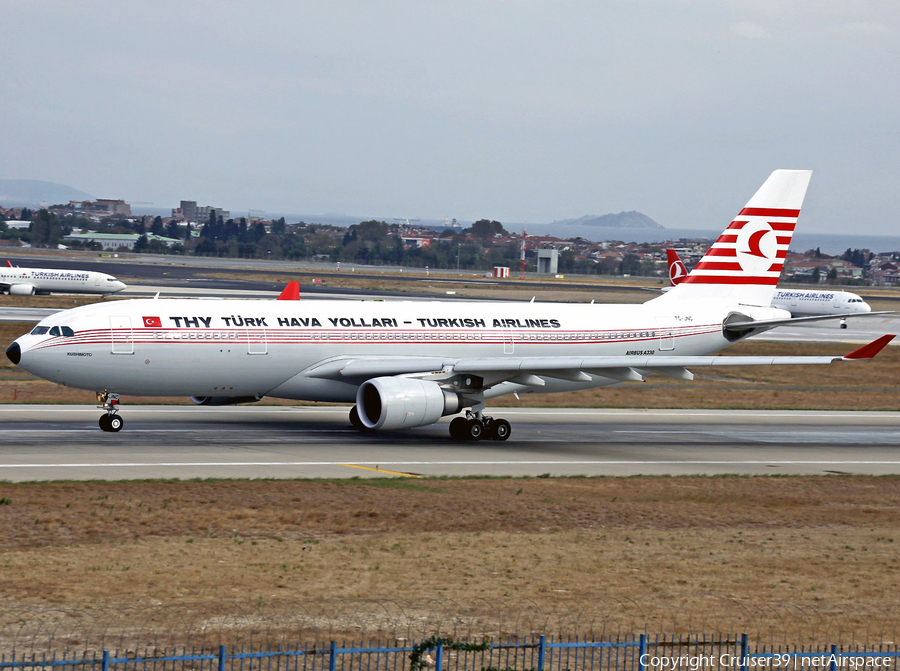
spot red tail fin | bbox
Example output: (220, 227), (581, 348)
(277, 281), (300, 301)
(5, 260), (11, 268)
(666, 250), (687, 286)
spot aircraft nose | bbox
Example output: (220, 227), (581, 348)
(6, 341), (21, 366)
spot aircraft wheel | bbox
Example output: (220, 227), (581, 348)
(465, 418), (484, 441)
(489, 419), (511, 441)
(108, 415), (123, 432)
(841, 323), (848, 329)
(349, 406), (364, 429)
(449, 417), (468, 440)
(99, 415), (110, 432)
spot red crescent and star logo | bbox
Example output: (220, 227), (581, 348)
(735, 221), (777, 273)
(669, 260), (687, 284)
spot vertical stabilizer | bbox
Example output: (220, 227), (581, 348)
(656, 169), (811, 306)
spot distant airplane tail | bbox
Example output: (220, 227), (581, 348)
(655, 169), (811, 307)
(666, 249), (687, 286)
(277, 281), (300, 300)
(5, 260), (11, 268)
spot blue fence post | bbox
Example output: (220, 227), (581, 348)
(638, 635), (647, 671)
(218, 645), (226, 671)
(330, 641), (337, 671)
(740, 634), (748, 671)
(435, 643), (443, 671)
(537, 635), (546, 671)
(101, 650), (110, 671)
(830, 645), (838, 671)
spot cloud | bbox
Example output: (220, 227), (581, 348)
(831, 22), (889, 35)
(729, 21), (772, 40)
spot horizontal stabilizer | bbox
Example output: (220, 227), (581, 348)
(725, 311), (892, 331)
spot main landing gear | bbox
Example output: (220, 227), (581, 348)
(96, 391), (123, 433)
(449, 412), (511, 442)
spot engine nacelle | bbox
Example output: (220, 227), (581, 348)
(190, 395), (261, 406)
(9, 284), (35, 296)
(356, 377), (463, 430)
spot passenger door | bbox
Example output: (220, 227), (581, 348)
(109, 316), (133, 355)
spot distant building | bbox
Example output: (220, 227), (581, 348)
(172, 200), (229, 222)
(63, 232), (181, 250)
(75, 199), (132, 218)
(537, 248), (559, 274)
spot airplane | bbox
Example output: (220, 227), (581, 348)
(665, 249), (875, 327)
(5, 170), (895, 437)
(0, 260), (126, 296)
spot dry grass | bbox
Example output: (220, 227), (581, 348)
(0, 477), (898, 651)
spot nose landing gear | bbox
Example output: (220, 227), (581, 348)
(97, 391), (123, 432)
(449, 412), (512, 441)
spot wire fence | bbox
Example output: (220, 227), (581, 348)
(1, 635), (899, 671)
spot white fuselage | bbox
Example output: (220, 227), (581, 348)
(770, 289), (871, 317)
(10, 297), (783, 401)
(0, 267), (126, 295)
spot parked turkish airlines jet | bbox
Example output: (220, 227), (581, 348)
(5, 170), (894, 437)
(0, 260), (126, 296)
(666, 250), (873, 327)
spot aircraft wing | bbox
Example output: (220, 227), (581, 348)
(307, 335), (894, 387)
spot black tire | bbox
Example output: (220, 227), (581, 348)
(108, 415), (123, 432)
(490, 419), (511, 441)
(99, 415), (111, 432)
(449, 417), (468, 440)
(349, 406), (364, 429)
(466, 419), (484, 441)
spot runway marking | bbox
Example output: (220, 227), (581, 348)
(2, 460), (900, 470)
(339, 463), (422, 478)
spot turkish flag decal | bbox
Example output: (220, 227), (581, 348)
(143, 316), (162, 328)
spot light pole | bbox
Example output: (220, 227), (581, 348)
(457, 243), (461, 272)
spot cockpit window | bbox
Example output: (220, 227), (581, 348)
(30, 325), (75, 337)
(108, 277), (118, 282)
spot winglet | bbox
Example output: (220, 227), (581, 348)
(277, 281), (300, 300)
(843, 334), (895, 360)
(5, 260), (10, 268)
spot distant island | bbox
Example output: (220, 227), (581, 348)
(0, 179), (93, 206)
(550, 211), (665, 229)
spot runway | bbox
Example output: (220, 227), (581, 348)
(1, 405), (898, 481)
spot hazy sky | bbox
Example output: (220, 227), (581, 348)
(2, 1), (899, 234)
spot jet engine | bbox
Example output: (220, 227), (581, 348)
(190, 395), (262, 406)
(356, 377), (463, 430)
(9, 284), (35, 296)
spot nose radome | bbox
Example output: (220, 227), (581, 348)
(6, 341), (21, 365)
